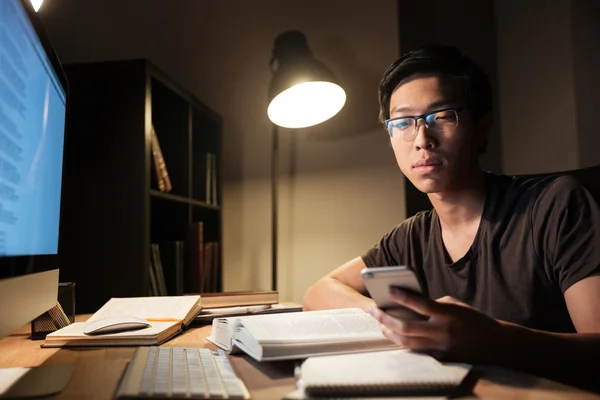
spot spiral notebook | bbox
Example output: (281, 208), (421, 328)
(295, 349), (472, 398)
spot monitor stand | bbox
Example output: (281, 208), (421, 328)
(0, 270), (73, 397)
(0, 364), (74, 398)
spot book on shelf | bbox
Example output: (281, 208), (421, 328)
(203, 241), (219, 292)
(211, 152), (218, 205)
(205, 152), (211, 204)
(148, 262), (159, 296)
(159, 240), (185, 296)
(203, 241), (213, 292)
(150, 125), (172, 192)
(186, 221), (220, 293)
(187, 221), (204, 294)
(205, 152), (218, 205)
(43, 295), (202, 348)
(287, 349), (472, 398)
(150, 243), (168, 296)
(149, 241), (185, 296)
(207, 308), (397, 361)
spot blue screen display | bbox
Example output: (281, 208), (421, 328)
(0, 0), (66, 256)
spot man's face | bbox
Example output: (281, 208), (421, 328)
(388, 75), (485, 194)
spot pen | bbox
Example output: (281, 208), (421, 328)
(144, 318), (183, 323)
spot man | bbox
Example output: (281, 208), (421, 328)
(303, 45), (600, 392)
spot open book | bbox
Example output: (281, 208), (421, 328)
(43, 296), (202, 348)
(207, 308), (397, 361)
(294, 349), (472, 398)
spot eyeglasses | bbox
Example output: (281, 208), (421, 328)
(384, 108), (463, 141)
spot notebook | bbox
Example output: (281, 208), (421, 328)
(296, 349), (472, 397)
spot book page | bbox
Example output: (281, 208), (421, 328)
(301, 349), (471, 389)
(208, 315), (246, 351)
(238, 308), (383, 342)
(87, 296), (201, 323)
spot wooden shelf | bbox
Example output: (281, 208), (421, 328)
(59, 59), (223, 313)
(150, 189), (220, 210)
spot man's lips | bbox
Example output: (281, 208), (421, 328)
(413, 158), (443, 174)
(413, 158), (443, 169)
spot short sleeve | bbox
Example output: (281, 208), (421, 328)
(361, 212), (432, 269)
(361, 224), (404, 268)
(532, 176), (600, 292)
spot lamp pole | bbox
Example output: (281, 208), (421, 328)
(271, 124), (279, 291)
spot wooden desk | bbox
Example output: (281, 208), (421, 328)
(1, 318), (599, 400)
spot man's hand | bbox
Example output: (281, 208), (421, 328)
(368, 288), (506, 364)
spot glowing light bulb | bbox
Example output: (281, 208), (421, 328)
(30, 0), (44, 12)
(267, 81), (346, 129)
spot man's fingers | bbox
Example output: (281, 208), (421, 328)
(378, 311), (440, 338)
(380, 326), (437, 351)
(389, 288), (442, 317)
(436, 295), (475, 310)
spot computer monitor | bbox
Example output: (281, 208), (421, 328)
(0, 0), (67, 341)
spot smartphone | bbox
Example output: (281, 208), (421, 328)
(361, 266), (428, 320)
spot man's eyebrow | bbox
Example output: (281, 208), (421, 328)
(390, 106), (413, 114)
(390, 100), (459, 116)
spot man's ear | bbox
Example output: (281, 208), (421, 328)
(475, 112), (492, 153)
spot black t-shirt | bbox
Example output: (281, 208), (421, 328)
(362, 172), (600, 333)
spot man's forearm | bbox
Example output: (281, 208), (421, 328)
(494, 322), (600, 392)
(303, 277), (375, 311)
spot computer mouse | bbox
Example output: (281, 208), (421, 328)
(83, 316), (150, 335)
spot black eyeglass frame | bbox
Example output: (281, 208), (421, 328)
(384, 107), (464, 139)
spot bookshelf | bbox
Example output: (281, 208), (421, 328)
(59, 59), (222, 313)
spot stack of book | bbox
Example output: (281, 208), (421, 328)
(41, 292), (300, 347)
(194, 290), (302, 323)
(205, 305), (472, 398)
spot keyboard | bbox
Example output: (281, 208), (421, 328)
(115, 346), (251, 399)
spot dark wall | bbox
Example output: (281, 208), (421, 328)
(573, 0), (600, 168)
(397, 0), (500, 216)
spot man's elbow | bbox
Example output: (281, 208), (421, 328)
(302, 280), (320, 311)
(303, 276), (333, 311)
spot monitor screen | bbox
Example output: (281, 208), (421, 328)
(0, 0), (67, 343)
(0, 0), (66, 256)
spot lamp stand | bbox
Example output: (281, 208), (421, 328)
(271, 124), (279, 291)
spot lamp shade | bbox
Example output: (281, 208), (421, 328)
(268, 31), (346, 129)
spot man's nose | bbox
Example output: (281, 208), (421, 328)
(413, 120), (437, 150)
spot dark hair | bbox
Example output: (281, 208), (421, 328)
(378, 44), (492, 124)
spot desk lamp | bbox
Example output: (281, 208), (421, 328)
(267, 31), (346, 290)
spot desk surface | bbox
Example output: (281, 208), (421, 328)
(1, 317), (599, 400)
